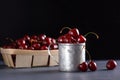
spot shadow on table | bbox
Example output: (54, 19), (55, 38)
(0, 61), (8, 69)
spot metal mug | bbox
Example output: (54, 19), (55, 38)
(48, 43), (86, 72)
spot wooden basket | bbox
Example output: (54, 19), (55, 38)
(0, 48), (58, 68)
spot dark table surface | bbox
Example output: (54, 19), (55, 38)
(0, 60), (120, 80)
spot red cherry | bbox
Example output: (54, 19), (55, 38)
(77, 35), (86, 43)
(30, 35), (38, 40)
(64, 34), (76, 43)
(42, 37), (52, 46)
(30, 35), (38, 43)
(57, 35), (64, 43)
(58, 35), (68, 43)
(58, 34), (76, 43)
(40, 45), (48, 50)
(68, 28), (80, 38)
(50, 44), (58, 50)
(88, 60), (97, 71)
(106, 59), (117, 70)
(23, 34), (31, 41)
(16, 38), (26, 46)
(78, 62), (88, 72)
(38, 34), (46, 41)
(32, 43), (41, 50)
(51, 38), (57, 44)
(28, 46), (35, 50)
(60, 27), (80, 39)
(18, 44), (28, 49)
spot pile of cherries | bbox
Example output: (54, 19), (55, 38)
(57, 27), (86, 43)
(2, 34), (58, 50)
(57, 27), (117, 72)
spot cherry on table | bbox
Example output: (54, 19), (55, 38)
(88, 60), (97, 71)
(78, 62), (88, 72)
(106, 59), (117, 70)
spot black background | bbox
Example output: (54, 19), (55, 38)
(0, 0), (120, 60)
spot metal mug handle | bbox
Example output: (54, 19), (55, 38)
(48, 44), (59, 65)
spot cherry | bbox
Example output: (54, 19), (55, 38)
(57, 35), (64, 43)
(86, 49), (97, 71)
(64, 34), (76, 43)
(40, 45), (48, 50)
(78, 62), (88, 72)
(42, 37), (52, 46)
(58, 34), (76, 43)
(60, 27), (80, 39)
(30, 35), (38, 40)
(106, 59), (117, 70)
(51, 38), (57, 44)
(88, 60), (97, 71)
(58, 35), (69, 43)
(31, 43), (41, 50)
(28, 46), (35, 50)
(50, 44), (58, 50)
(38, 34), (46, 41)
(16, 38), (26, 46)
(77, 35), (86, 43)
(23, 34), (31, 41)
(68, 28), (79, 38)
(18, 44), (28, 49)
(30, 35), (38, 43)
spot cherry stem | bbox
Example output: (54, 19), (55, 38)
(5, 37), (14, 42)
(60, 27), (71, 33)
(84, 32), (99, 39)
(85, 49), (92, 61)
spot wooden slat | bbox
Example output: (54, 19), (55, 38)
(7, 54), (14, 67)
(49, 50), (59, 66)
(1, 54), (10, 66)
(32, 54), (48, 67)
(15, 54), (32, 68)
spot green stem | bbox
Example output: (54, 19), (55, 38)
(5, 37), (14, 43)
(84, 32), (99, 39)
(60, 27), (71, 33)
(85, 49), (92, 60)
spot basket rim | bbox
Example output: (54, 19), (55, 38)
(0, 48), (58, 55)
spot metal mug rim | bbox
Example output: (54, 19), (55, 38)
(58, 43), (85, 46)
